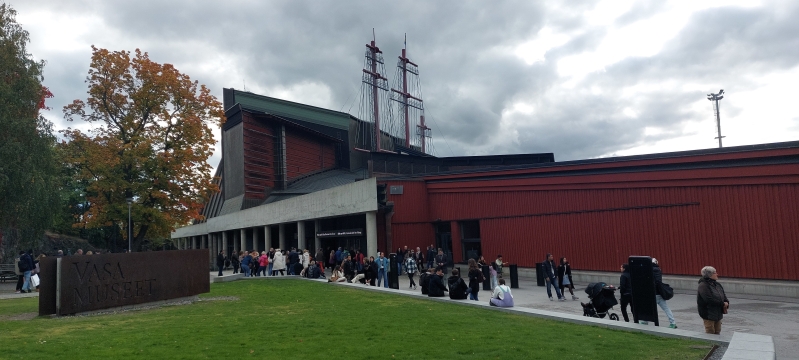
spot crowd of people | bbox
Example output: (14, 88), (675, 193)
(11, 244), (727, 335)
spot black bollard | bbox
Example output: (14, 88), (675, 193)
(509, 264), (519, 288)
(389, 253), (399, 289)
(482, 265), (491, 290)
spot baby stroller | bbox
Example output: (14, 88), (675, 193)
(581, 282), (619, 321)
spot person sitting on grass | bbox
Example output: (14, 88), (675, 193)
(448, 269), (469, 300)
(329, 266), (347, 283)
(428, 267), (448, 298)
(489, 279), (514, 307)
(351, 258), (369, 284)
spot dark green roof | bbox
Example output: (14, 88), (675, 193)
(227, 89), (350, 130)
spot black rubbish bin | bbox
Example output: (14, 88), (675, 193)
(509, 264), (519, 288)
(482, 265), (491, 290)
(535, 262), (545, 286)
(389, 253), (399, 289)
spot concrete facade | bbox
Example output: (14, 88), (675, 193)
(172, 178), (380, 266)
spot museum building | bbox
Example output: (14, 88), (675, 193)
(172, 89), (799, 281)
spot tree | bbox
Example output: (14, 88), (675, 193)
(0, 4), (60, 259)
(62, 47), (224, 250)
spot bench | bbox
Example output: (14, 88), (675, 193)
(0, 264), (17, 282)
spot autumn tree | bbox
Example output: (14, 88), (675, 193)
(0, 4), (60, 259)
(62, 47), (224, 250)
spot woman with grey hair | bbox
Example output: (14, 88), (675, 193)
(697, 266), (729, 334)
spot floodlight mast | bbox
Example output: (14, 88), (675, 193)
(707, 89), (725, 148)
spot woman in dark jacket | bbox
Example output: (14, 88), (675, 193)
(697, 266), (729, 334)
(467, 259), (482, 301)
(447, 269), (469, 300)
(557, 257), (578, 300)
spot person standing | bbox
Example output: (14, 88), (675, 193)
(495, 255), (506, 279)
(216, 250), (225, 276)
(231, 252), (241, 274)
(258, 252), (268, 276)
(558, 257), (579, 300)
(652, 258), (677, 328)
(489, 262), (498, 289)
(426, 245), (436, 269)
(415, 247), (424, 273)
(435, 249), (448, 276)
(466, 259), (482, 301)
(19, 251), (34, 293)
(327, 250), (335, 274)
(240, 251), (252, 277)
(405, 253), (417, 290)
(265, 248), (274, 276)
(619, 264), (633, 322)
(315, 248), (325, 267)
(376, 252), (390, 288)
(271, 250), (286, 276)
(698, 266), (729, 335)
(543, 253), (565, 301)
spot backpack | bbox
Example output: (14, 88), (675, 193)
(657, 280), (674, 300)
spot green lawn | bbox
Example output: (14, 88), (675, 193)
(0, 280), (710, 359)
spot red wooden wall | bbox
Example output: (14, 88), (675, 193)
(242, 112), (276, 200)
(385, 146), (799, 281)
(285, 128), (336, 181)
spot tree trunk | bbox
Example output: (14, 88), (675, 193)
(132, 224), (149, 251)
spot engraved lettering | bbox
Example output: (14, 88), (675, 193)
(103, 263), (114, 280)
(73, 262), (91, 283)
(117, 262), (125, 279)
(73, 287), (90, 306)
(111, 283), (120, 301)
(123, 282), (132, 299)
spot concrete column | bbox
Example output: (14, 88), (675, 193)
(279, 224), (286, 250)
(264, 226), (271, 250)
(366, 211), (377, 258)
(192, 236), (197, 250)
(253, 227), (260, 253)
(222, 231), (228, 257)
(210, 234), (216, 267)
(240, 228), (247, 252)
(314, 220), (321, 254)
(297, 221), (306, 251)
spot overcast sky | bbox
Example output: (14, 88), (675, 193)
(15, 0), (799, 166)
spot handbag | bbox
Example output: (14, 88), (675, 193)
(31, 274), (40, 287)
(657, 281), (674, 300)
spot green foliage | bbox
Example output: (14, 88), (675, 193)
(0, 280), (710, 359)
(0, 4), (60, 258)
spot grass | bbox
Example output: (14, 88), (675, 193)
(0, 280), (711, 359)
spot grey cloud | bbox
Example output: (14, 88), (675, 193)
(15, 0), (799, 163)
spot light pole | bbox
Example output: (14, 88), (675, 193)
(707, 89), (725, 148)
(126, 197), (133, 252)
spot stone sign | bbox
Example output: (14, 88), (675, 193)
(39, 250), (209, 315)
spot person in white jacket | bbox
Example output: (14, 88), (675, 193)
(271, 250), (286, 276)
(489, 279), (514, 307)
(302, 249), (310, 269)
